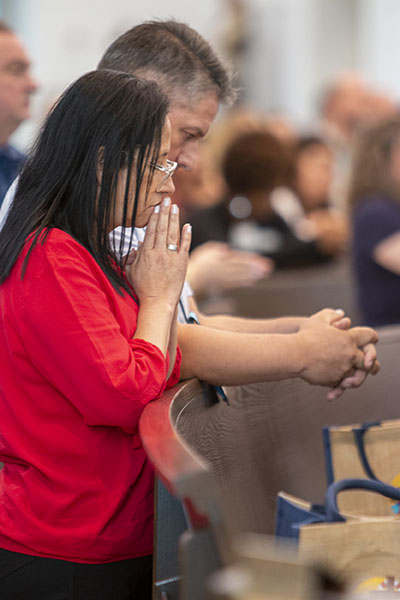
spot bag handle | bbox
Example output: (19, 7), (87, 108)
(325, 478), (400, 523)
(352, 421), (381, 480)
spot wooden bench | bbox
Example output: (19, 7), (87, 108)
(140, 324), (400, 598)
(139, 380), (228, 600)
(200, 257), (361, 323)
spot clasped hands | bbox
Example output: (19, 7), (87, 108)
(302, 308), (380, 401)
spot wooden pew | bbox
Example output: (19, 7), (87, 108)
(139, 381), (229, 600)
(140, 324), (400, 598)
(176, 326), (400, 534)
(200, 258), (361, 324)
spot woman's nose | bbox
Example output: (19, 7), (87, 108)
(162, 175), (175, 195)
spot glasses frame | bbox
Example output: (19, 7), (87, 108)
(150, 159), (178, 188)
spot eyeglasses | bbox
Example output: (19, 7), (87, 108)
(150, 159), (178, 188)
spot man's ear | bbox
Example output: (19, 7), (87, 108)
(96, 146), (104, 185)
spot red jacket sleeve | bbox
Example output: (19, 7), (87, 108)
(13, 232), (181, 432)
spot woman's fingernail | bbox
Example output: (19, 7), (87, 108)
(171, 204), (179, 214)
(335, 308), (344, 314)
(163, 197), (171, 207)
(154, 205), (160, 213)
(186, 224), (192, 233)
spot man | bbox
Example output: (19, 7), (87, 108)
(319, 73), (398, 212)
(0, 21), (37, 205)
(98, 20), (378, 400)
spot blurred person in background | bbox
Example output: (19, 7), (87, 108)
(186, 240), (273, 300)
(318, 72), (397, 211)
(289, 135), (349, 256)
(190, 129), (339, 268)
(318, 73), (371, 211)
(320, 73), (370, 150)
(350, 115), (400, 327)
(293, 136), (334, 213)
(173, 139), (273, 299)
(0, 21), (37, 205)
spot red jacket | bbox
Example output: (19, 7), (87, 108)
(0, 229), (181, 563)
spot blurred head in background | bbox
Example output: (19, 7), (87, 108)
(0, 21), (37, 146)
(222, 129), (292, 222)
(320, 73), (371, 142)
(292, 136), (334, 212)
(349, 115), (400, 209)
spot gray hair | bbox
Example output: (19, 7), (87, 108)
(98, 20), (237, 107)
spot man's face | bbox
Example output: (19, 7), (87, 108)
(0, 32), (37, 139)
(168, 92), (219, 171)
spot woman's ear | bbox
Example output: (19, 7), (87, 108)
(96, 146), (105, 185)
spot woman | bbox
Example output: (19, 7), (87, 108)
(350, 115), (400, 326)
(189, 129), (334, 268)
(0, 70), (191, 599)
(288, 135), (349, 257)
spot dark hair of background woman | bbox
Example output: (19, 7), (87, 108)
(222, 130), (293, 196)
(0, 69), (169, 295)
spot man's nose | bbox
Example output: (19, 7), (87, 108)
(177, 142), (199, 171)
(26, 72), (38, 94)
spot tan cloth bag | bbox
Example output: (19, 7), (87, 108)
(300, 519), (400, 592)
(297, 479), (400, 592)
(323, 419), (400, 516)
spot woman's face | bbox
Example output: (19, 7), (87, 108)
(112, 117), (175, 230)
(296, 144), (333, 211)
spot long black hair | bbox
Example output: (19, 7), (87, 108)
(0, 69), (169, 295)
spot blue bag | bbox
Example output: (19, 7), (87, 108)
(275, 492), (326, 540)
(275, 477), (400, 543)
